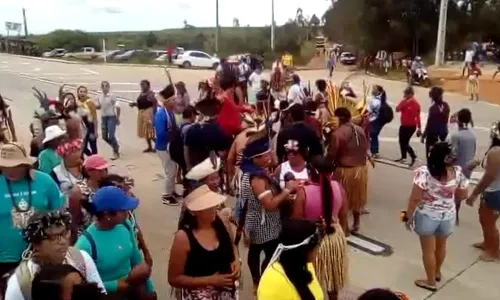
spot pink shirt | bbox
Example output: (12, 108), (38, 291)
(303, 181), (343, 221)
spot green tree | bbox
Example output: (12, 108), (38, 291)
(35, 30), (100, 51)
(145, 31), (158, 48)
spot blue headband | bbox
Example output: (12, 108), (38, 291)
(243, 135), (270, 159)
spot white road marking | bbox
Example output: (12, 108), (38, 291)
(1, 61), (7, 64)
(33, 68), (41, 72)
(110, 83), (138, 85)
(21, 62), (31, 65)
(347, 236), (386, 253)
(80, 68), (99, 75)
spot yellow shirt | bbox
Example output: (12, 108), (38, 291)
(257, 262), (324, 300)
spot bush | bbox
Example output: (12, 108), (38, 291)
(34, 30), (100, 52)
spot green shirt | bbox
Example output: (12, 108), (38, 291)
(75, 220), (154, 293)
(37, 148), (62, 174)
(0, 171), (65, 262)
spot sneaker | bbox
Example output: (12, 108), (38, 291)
(162, 196), (179, 206)
(394, 158), (406, 163)
(409, 157), (417, 167)
(111, 152), (120, 161)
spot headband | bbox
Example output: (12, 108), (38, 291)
(56, 139), (82, 157)
(266, 230), (319, 269)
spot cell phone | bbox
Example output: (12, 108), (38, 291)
(400, 211), (409, 222)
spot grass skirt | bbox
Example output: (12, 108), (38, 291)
(334, 165), (368, 212)
(137, 107), (155, 139)
(314, 223), (349, 294)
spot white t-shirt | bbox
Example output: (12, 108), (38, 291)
(413, 165), (469, 221)
(249, 72), (263, 93)
(5, 250), (106, 300)
(287, 84), (304, 105)
(464, 50), (474, 63)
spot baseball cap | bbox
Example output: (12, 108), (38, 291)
(92, 186), (138, 213)
(83, 154), (109, 170)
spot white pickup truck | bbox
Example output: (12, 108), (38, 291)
(65, 47), (100, 60)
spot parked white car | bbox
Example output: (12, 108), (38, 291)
(42, 48), (67, 58)
(174, 50), (220, 69)
(65, 47), (99, 59)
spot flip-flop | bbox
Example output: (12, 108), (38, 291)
(479, 253), (500, 262)
(414, 280), (437, 292)
(472, 242), (485, 250)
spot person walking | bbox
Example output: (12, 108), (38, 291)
(327, 53), (336, 78)
(76, 86), (98, 156)
(367, 85), (388, 158)
(395, 86), (421, 167)
(404, 142), (469, 291)
(421, 87), (450, 159)
(130, 80), (157, 153)
(96, 81), (120, 160)
(154, 85), (180, 206)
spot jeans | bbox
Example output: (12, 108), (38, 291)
(82, 122), (98, 156)
(369, 120), (384, 154)
(413, 210), (454, 237)
(398, 126), (417, 159)
(157, 148), (176, 197)
(248, 239), (279, 285)
(101, 116), (120, 154)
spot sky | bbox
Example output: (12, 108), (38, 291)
(0, 0), (331, 35)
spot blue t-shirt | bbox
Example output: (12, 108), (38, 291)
(0, 171), (65, 263)
(75, 220), (154, 293)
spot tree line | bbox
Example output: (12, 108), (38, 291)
(323, 0), (500, 57)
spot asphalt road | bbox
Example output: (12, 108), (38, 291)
(1, 54), (499, 300)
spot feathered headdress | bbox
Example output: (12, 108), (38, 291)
(32, 87), (50, 111)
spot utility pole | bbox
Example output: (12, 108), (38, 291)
(271, 0), (275, 51)
(215, 0), (220, 54)
(434, 0), (449, 66)
(22, 8), (28, 37)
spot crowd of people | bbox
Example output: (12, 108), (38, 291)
(0, 54), (498, 300)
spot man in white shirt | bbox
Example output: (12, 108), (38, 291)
(462, 49), (475, 77)
(248, 65), (265, 106)
(238, 58), (251, 103)
(287, 74), (304, 105)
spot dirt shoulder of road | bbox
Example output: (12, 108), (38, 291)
(429, 68), (500, 105)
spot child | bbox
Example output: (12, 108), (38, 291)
(466, 61), (482, 101)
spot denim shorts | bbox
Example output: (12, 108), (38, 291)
(482, 190), (500, 212)
(413, 210), (454, 237)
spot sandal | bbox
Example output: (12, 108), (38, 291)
(479, 253), (500, 262)
(435, 274), (442, 282)
(472, 242), (485, 250)
(414, 279), (437, 292)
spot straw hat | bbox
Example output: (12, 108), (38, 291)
(185, 184), (226, 212)
(186, 156), (221, 181)
(0, 143), (35, 168)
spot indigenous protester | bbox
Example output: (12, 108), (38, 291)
(76, 86), (98, 156)
(75, 186), (156, 299)
(3, 211), (105, 300)
(466, 60), (482, 101)
(314, 79), (330, 127)
(367, 85), (388, 158)
(304, 101), (322, 138)
(339, 81), (356, 98)
(421, 87), (450, 159)
(450, 109), (476, 179)
(30, 264), (106, 300)
(248, 65), (264, 106)
(168, 185), (239, 300)
(257, 219), (323, 300)
(270, 59), (287, 101)
(276, 104), (323, 164)
(293, 156), (349, 300)
(0, 143), (65, 278)
(67, 155), (109, 239)
(328, 108), (370, 232)
(98, 174), (153, 267)
(395, 86), (421, 167)
(52, 139), (84, 199)
(274, 139), (310, 190)
(405, 142), (468, 292)
(130, 80), (157, 153)
(154, 84), (180, 206)
(238, 128), (300, 288)
(96, 81), (121, 160)
(466, 120), (500, 261)
(174, 81), (191, 123)
(37, 125), (65, 174)
(60, 93), (86, 144)
(287, 75), (304, 105)
(0, 94), (17, 142)
(255, 80), (274, 117)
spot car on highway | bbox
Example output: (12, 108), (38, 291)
(112, 49), (143, 62)
(64, 47), (99, 60)
(173, 50), (220, 69)
(41, 48), (67, 58)
(339, 52), (357, 65)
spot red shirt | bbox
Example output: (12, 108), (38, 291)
(396, 97), (421, 128)
(304, 116), (322, 138)
(216, 92), (252, 137)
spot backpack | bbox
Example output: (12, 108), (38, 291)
(81, 221), (134, 261)
(169, 122), (191, 167)
(16, 247), (86, 300)
(378, 101), (394, 124)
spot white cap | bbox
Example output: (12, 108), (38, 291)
(186, 156), (221, 181)
(42, 125), (66, 144)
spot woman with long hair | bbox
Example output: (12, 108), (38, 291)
(405, 142), (468, 291)
(4, 211), (105, 300)
(168, 184), (239, 299)
(76, 86), (98, 156)
(75, 186), (156, 299)
(67, 155), (109, 240)
(466, 120), (500, 261)
(0, 94), (17, 142)
(257, 219), (323, 300)
(174, 81), (191, 123)
(291, 156), (349, 300)
(0, 143), (65, 279)
(421, 87), (450, 158)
